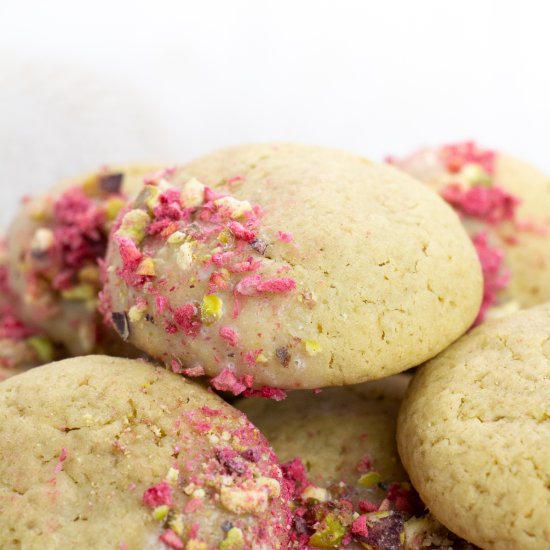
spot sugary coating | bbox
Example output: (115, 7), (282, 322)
(0, 356), (290, 549)
(7, 165), (157, 356)
(0, 239), (59, 380)
(389, 142), (550, 320)
(103, 143), (482, 391)
(239, 376), (476, 549)
(397, 304), (550, 549)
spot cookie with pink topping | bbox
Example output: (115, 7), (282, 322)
(0, 239), (59, 380)
(7, 165), (157, 356)
(389, 142), (550, 321)
(0, 356), (290, 549)
(239, 376), (476, 549)
(102, 143), (482, 392)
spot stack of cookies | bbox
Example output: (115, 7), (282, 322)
(0, 143), (548, 549)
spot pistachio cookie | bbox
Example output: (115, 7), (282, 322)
(398, 303), (550, 549)
(102, 143), (482, 392)
(389, 141), (550, 321)
(7, 165), (156, 356)
(239, 376), (476, 549)
(0, 239), (58, 380)
(0, 356), (290, 549)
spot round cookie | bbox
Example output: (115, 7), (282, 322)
(0, 356), (290, 549)
(389, 141), (550, 320)
(397, 303), (550, 549)
(7, 165), (157, 356)
(0, 239), (59, 380)
(102, 143), (482, 391)
(239, 376), (475, 549)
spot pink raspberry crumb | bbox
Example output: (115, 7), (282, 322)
(142, 482), (172, 508)
(159, 529), (183, 550)
(219, 326), (239, 346)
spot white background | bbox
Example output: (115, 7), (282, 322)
(0, 0), (549, 224)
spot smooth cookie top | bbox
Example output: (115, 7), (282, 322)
(397, 303), (550, 549)
(0, 356), (290, 549)
(103, 143), (482, 391)
(7, 165), (156, 355)
(390, 141), (550, 319)
(239, 376), (476, 549)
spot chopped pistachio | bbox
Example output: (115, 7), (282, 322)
(214, 196), (253, 219)
(461, 163), (492, 187)
(169, 513), (185, 536)
(219, 527), (245, 550)
(26, 336), (54, 363)
(358, 472), (383, 487)
(128, 303), (147, 323)
(105, 197), (126, 221)
(116, 209), (151, 243)
(61, 283), (96, 301)
(217, 228), (232, 244)
(136, 257), (156, 277)
(180, 177), (206, 208)
(166, 467), (179, 484)
(301, 485), (329, 502)
(30, 228), (54, 257)
(152, 505), (169, 521)
(81, 174), (101, 196)
(186, 541), (208, 550)
(256, 353), (268, 363)
(78, 265), (100, 284)
(135, 185), (161, 212)
(29, 199), (52, 222)
(176, 241), (195, 271)
(308, 513), (346, 548)
(167, 231), (187, 245)
(220, 485), (268, 514)
(304, 339), (322, 355)
(201, 295), (223, 324)
(365, 510), (392, 521)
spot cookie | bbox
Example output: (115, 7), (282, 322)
(239, 376), (475, 549)
(389, 141), (550, 320)
(0, 356), (290, 549)
(7, 165), (157, 356)
(102, 143), (482, 392)
(0, 239), (58, 380)
(397, 303), (550, 549)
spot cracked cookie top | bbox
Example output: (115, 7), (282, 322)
(398, 303), (550, 549)
(389, 142), (550, 319)
(0, 356), (290, 549)
(103, 143), (482, 391)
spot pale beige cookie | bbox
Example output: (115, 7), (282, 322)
(103, 143), (482, 391)
(397, 303), (550, 549)
(0, 356), (290, 549)
(7, 165), (157, 356)
(390, 142), (550, 320)
(239, 376), (475, 549)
